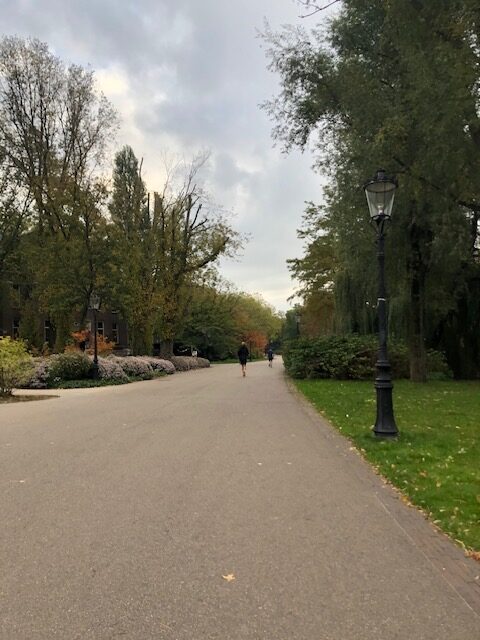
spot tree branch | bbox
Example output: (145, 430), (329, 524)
(298, 0), (341, 18)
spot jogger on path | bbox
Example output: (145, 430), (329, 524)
(237, 341), (249, 377)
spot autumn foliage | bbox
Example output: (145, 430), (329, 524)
(67, 330), (114, 356)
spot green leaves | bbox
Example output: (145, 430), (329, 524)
(0, 337), (34, 395)
(264, 1), (480, 378)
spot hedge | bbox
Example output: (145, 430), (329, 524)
(282, 335), (450, 380)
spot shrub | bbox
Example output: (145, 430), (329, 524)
(169, 356), (210, 371)
(108, 355), (154, 379)
(95, 357), (129, 382)
(47, 352), (92, 381)
(426, 349), (452, 379)
(282, 335), (447, 380)
(283, 335), (377, 380)
(27, 358), (52, 389)
(138, 356), (176, 375)
(0, 337), (35, 395)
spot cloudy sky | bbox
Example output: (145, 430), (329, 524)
(1, 0), (334, 312)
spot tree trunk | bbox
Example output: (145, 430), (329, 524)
(129, 326), (153, 356)
(407, 213), (428, 382)
(53, 313), (71, 353)
(159, 338), (174, 359)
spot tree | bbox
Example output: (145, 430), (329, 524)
(108, 146), (157, 354)
(231, 292), (282, 356)
(152, 157), (242, 357)
(263, 1), (480, 379)
(178, 277), (239, 359)
(0, 37), (117, 238)
(0, 37), (118, 350)
(108, 151), (243, 356)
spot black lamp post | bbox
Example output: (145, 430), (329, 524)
(364, 169), (399, 438)
(89, 292), (100, 379)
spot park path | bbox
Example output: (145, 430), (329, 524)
(0, 360), (479, 639)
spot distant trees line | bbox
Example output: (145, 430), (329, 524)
(265, 1), (480, 380)
(0, 37), (281, 357)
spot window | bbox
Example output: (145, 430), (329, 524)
(97, 321), (104, 337)
(112, 322), (119, 345)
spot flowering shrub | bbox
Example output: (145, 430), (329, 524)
(108, 355), (154, 379)
(95, 357), (128, 382)
(28, 358), (51, 389)
(0, 337), (35, 395)
(169, 356), (210, 371)
(138, 356), (176, 375)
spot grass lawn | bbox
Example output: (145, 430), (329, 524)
(295, 379), (480, 552)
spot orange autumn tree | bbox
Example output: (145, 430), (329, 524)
(243, 330), (268, 358)
(67, 330), (113, 355)
(232, 292), (282, 357)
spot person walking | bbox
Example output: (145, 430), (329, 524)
(237, 341), (249, 377)
(267, 347), (274, 367)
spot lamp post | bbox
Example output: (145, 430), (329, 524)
(364, 169), (399, 438)
(89, 292), (100, 379)
(295, 313), (300, 338)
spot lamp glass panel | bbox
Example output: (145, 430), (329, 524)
(365, 181), (396, 218)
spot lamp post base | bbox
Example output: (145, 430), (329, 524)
(374, 378), (398, 438)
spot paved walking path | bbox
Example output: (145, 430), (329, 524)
(1, 360), (479, 639)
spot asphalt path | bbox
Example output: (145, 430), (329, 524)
(1, 360), (479, 639)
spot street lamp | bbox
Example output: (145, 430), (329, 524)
(364, 169), (399, 438)
(89, 291), (100, 379)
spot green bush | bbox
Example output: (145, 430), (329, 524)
(0, 337), (35, 395)
(426, 349), (452, 379)
(283, 335), (448, 380)
(47, 352), (92, 382)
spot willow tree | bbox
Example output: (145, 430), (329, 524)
(264, 0), (480, 380)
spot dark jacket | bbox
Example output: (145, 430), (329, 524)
(238, 345), (249, 363)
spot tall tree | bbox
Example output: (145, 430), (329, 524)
(0, 37), (118, 349)
(108, 146), (157, 355)
(153, 158), (241, 357)
(263, 0), (480, 379)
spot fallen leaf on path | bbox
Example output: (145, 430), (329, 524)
(222, 574), (235, 582)
(466, 550), (480, 562)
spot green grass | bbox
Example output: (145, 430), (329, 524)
(295, 379), (480, 552)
